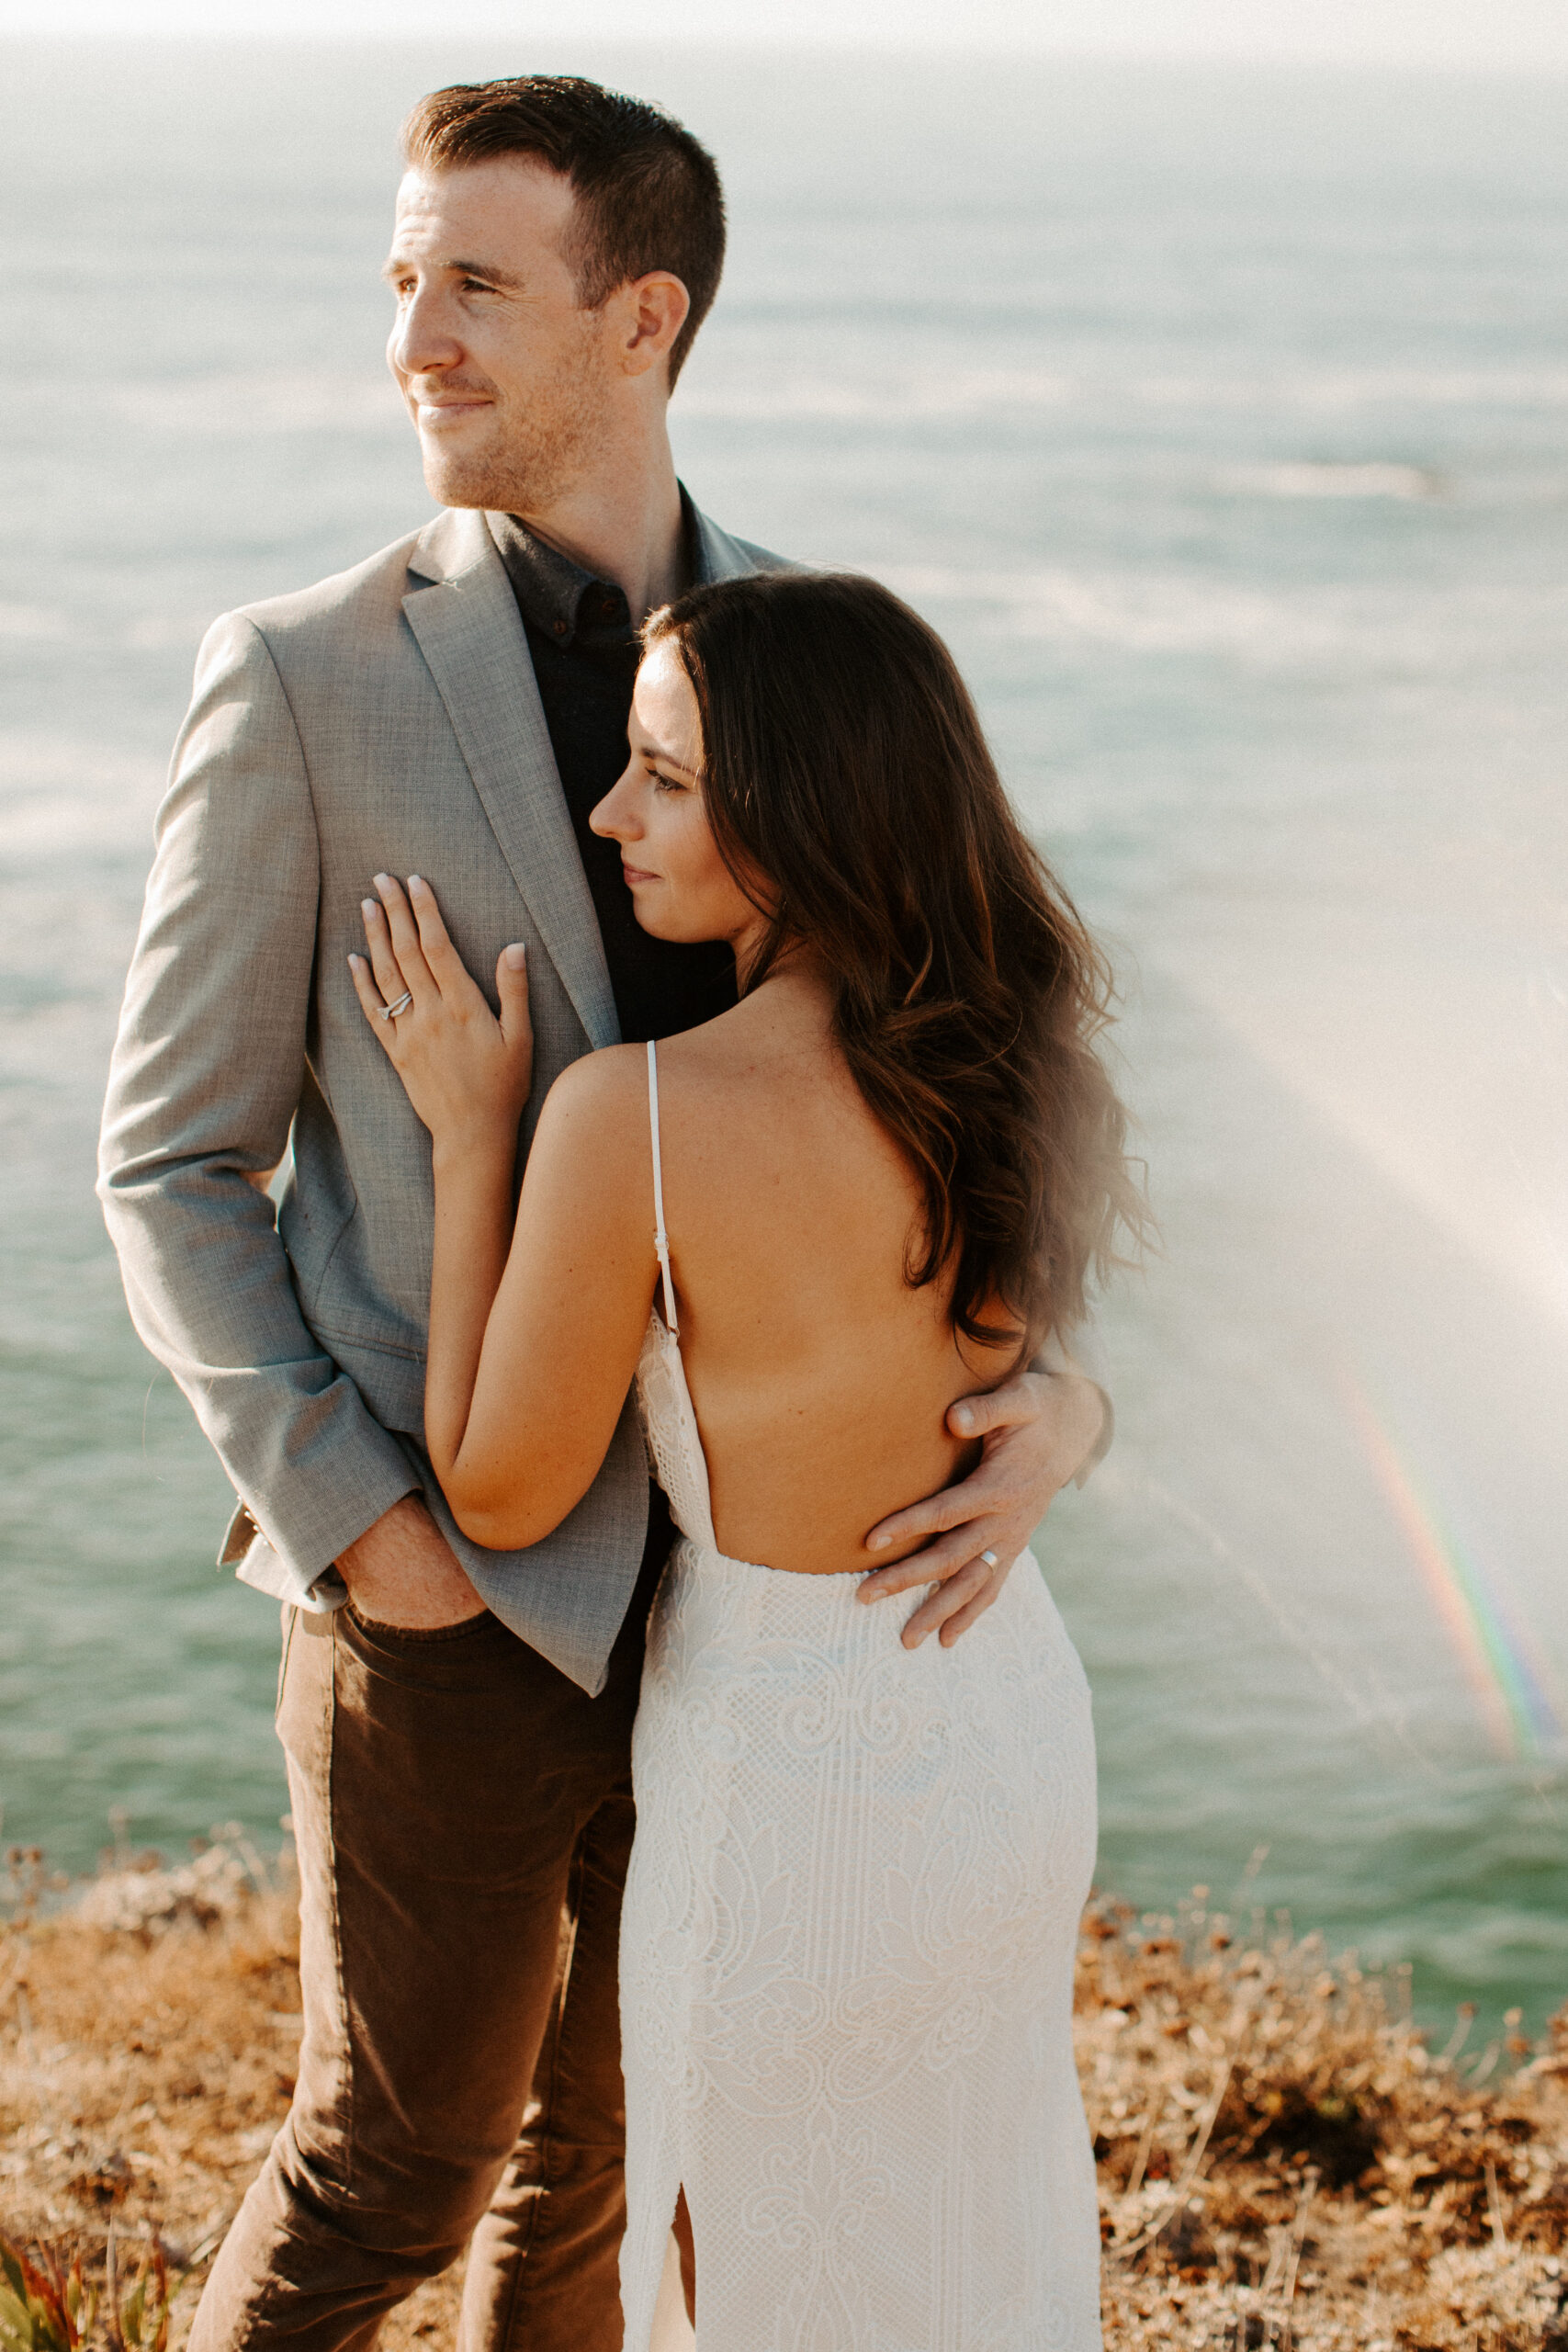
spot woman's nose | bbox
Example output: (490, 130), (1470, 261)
(589, 765), (640, 840)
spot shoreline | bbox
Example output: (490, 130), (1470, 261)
(4, 1846), (1566, 2348)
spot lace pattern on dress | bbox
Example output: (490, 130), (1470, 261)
(636, 1312), (716, 1554)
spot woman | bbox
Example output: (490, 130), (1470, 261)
(349, 572), (1140, 2350)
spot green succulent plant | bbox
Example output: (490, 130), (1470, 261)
(0, 2234), (169, 2352)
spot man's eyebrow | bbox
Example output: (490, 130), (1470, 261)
(379, 254), (527, 288)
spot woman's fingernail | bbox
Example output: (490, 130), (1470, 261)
(867, 1533), (890, 1552)
(504, 943), (527, 969)
(409, 874), (423, 890)
(374, 872), (390, 890)
(952, 1404), (975, 1434)
(362, 899), (377, 919)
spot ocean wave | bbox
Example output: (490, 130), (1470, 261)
(66, 362), (1568, 442)
(876, 564), (1567, 663)
(879, 564), (1366, 660)
(678, 359), (1568, 424)
(677, 366), (1075, 420)
(1130, 368), (1568, 411)
(1227, 461), (1443, 499)
(0, 739), (165, 855)
(107, 374), (405, 437)
(0, 602), (71, 640)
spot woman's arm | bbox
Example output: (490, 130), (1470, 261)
(440, 1051), (657, 1545)
(425, 1125), (519, 1487)
(351, 875), (657, 1551)
(351, 874), (531, 1486)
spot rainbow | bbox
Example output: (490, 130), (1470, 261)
(1339, 1372), (1565, 1760)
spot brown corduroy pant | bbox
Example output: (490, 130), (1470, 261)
(187, 1508), (671, 2352)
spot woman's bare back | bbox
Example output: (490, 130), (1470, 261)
(649, 967), (1019, 1577)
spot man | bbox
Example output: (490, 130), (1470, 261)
(98, 75), (1110, 2352)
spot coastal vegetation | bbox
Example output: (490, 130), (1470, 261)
(3, 1840), (1565, 2349)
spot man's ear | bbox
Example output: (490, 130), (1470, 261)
(619, 270), (691, 380)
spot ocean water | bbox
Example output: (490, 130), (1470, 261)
(2, 41), (1564, 2035)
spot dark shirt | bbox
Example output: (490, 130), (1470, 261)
(490, 505), (737, 1046)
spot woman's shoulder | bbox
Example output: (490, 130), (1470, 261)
(516, 1048), (654, 1241)
(544, 1039), (648, 1108)
(531, 1045), (651, 1166)
(540, 1021), (761, 1132)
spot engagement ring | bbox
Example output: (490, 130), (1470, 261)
(979, 1549), (999, 1569)
(380, 991), (414, 1021)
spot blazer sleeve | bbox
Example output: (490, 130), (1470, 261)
(1035, 1316), (1114, 1488)
(97, 613), (418, 1603)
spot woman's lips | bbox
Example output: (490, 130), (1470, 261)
(621, 862), (659, 886)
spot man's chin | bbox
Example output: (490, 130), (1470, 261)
(419, 446), (515, 513)
(422, 469), (491, 512)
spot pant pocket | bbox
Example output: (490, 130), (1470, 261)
(343, 1601), (497, 1646)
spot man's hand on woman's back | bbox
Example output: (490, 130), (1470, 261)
(856, 1369), (1107, 1649)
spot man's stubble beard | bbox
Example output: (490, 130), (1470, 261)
(421, 315), (610, 522)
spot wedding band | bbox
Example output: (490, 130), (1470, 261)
(379, 991), (414, 1021)
(979, 1549), (999, 1569)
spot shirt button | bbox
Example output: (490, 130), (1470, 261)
(553, 618), (568, 636)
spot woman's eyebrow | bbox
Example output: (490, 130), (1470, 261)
(634, 732), (698, 777)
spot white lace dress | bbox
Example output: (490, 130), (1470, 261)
(620, 1042), (1102, 2352)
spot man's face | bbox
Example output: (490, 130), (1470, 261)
(384, 158), (610, 516)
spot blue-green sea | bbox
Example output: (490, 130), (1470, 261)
(2, 40), (1565, 2037)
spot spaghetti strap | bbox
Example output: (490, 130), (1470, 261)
(646, 1039), (678, 1337)
(634, 1040), (712, 1551)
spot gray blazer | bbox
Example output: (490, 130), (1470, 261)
(98, 502), (791, 1694)
(99, 502), (1111, 1699)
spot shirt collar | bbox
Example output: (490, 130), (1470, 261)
(489, 487), (705, 650)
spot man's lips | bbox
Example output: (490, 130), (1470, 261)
(412, 393), (492, 425)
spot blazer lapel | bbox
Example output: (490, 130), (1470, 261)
(401, 512), (618, 1051)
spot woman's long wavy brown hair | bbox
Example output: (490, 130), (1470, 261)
(644, 571), (1146, 1357)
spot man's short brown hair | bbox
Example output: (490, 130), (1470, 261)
(401, 75), (726, 389)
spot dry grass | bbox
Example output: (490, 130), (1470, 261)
(1083, 1892), (1568, 2349)
(0, 1844), (458, 2352)
(4, 1849), (1566, 2348)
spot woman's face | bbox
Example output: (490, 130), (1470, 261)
(590, 638), (770, 959)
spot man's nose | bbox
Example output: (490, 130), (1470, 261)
(389, 283), (463, 381)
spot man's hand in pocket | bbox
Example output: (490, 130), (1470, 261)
(336, 1492), (487, 1629)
